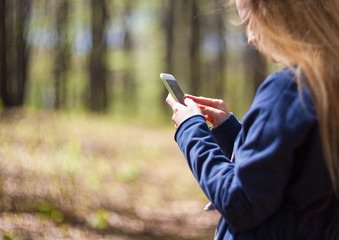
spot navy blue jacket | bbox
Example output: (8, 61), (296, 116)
(175, 68), (339, 239)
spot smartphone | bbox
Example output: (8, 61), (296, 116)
(160, 73), (185, 105)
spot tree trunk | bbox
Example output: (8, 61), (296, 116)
(161, 0), (175, 111)
(14, 0), (30, 106)
(214, 1), (226, 99)
(0, 0), (8, 106)
(54, 0), (70, 109)
(165, 0), (174, 75)
(122, 0), (136, 111)
(89, 0), (108, 112)
(0, 0), (31, 108)
(189, 0), (201, 96)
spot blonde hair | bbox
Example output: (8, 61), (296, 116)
(239, 0), (339, 195)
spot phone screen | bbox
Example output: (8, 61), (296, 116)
(167, 79), (185, 104)
(160, 73), (185, 104)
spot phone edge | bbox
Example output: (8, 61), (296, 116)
(160, 73), (180, 103)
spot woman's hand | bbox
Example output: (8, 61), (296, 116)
(185, 95), (230, 127)
(166, 94), (203, 128)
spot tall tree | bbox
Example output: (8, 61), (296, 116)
(164, 0), (175, 75)
(189, 0), (201, 96)
(89, 0), (108, 112)
(162, 0), (175, 106)
(122, 0), (136, 111)
(0, 0), (31, 108)
(0, 0), (7, 105)
(54, 0), (70, 109)
(175, 0), (190, 82)
(214, 0), (227, 99)
(200, 1), (227, 99)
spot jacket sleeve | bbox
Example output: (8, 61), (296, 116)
(175, 72), (316, 231)
(211, 114), (242, 159)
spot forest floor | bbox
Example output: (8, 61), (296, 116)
(0, 109), (220, 240)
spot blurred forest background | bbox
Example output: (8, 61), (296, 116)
(0, 0), (272, 239)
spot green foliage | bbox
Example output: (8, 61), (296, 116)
(1, 232), (21, 240)
(118, 165), (141, 182)
(36, 201), (64, 223)
(88, 209), (109, 229)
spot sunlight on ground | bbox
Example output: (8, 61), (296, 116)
(0, 110), (219, 239)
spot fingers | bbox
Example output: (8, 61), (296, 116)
(199, 105), (206, 110)
(185, 95), (224, 108)
(201, 106), (224, 117)
(201, 106), (230, 127)
(185, 95), (214, 105)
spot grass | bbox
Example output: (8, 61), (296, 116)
(0, 109), (219, 240)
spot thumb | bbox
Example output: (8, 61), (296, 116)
(166, 93), (177, 108)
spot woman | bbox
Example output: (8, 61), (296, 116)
(166, 0), (339, 239)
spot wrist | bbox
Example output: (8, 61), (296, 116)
(211, 112), (233, 130)
(214, 112), (231, 128)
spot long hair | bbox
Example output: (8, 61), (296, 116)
(237, 0), (339, 195)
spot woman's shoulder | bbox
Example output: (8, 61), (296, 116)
(241, 67), (317, 150)
(253, 68), (314, 113)
(243, 67), (317, 133)
(255, 67), (297, 101)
